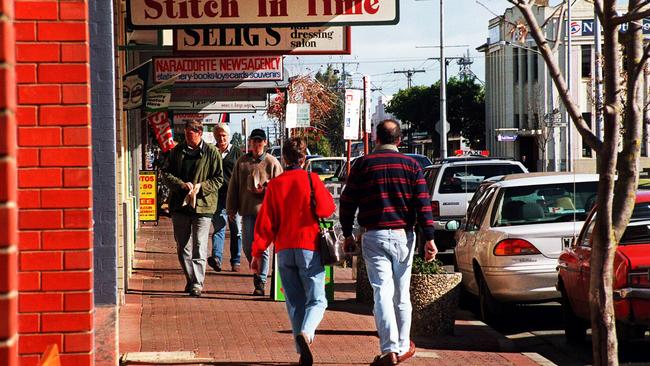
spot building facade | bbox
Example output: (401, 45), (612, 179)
(480, 0), (650, 172)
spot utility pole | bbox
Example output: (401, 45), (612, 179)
(393, 69), (425, 88)
(565, 0), (573, 171)
(440, 0), (448, 159)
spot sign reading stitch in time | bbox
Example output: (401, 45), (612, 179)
(153, 56), (283, 83)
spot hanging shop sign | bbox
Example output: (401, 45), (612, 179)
(147, 111), (175, 152)
(170, 87), (268, 112)
(127, 0), (399, 29)
(123, 60), (151, 110)
(153, 56), (283, 83)
(138, 171), (158, 222)
(174, 26), (350, 55)
(343, 89), (362, 140)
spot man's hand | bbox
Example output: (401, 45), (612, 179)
(182, 182), (194, 191)
(344, 236), (356, 254)
(424, 240), (438, 262)
(250, 256), (262, 275)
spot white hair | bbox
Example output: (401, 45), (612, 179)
(213, 123), (231, 137)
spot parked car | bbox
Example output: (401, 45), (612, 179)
(423, 157), (528, 252)
(305, 157), (346, 181)
(405, 153), (432, 170)
(267, 145), (311, 159)
(451, 173), (599, 322)
(557, 190), (650, 344)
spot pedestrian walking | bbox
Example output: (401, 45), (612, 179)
(161, 120), (223, 297)
(226, 128), (283, 296)
(208, 123), (243, 273)
(340, 119), (438, 366)
(251, 137), (335, 366)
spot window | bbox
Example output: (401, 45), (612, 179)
(513, 48), (519, 83)
(582, 45), (592, 78)
(438, 164), (526, 194)
(493, 181), (598, 226)
(582, 113), (593, 157)
(466, 187), (497, 231)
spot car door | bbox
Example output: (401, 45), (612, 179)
(566, 214), (595, 319)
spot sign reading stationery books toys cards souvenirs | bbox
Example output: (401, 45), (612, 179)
(138, 171), (158, 221)
(153, 56), (283, 83)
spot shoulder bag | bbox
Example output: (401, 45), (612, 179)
(308, 171), (344, 266)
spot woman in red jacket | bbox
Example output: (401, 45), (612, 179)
(251, 137), (335, 366)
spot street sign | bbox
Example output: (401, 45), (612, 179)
(435, 120), (450, 134)
(127, 0), (399, 29)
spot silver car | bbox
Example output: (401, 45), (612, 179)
(452, 173), (599, 323)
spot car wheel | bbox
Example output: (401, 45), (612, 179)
(561, 287), (587, 344)
(477, 272), (501, 325)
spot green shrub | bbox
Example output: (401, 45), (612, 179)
(412, 255), (447, 275)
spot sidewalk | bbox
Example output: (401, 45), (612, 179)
(119, 218), (548, 365)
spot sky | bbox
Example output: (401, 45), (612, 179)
(233, 0), (552, 136)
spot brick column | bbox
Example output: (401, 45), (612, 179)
(0, 0), (17, 364)
(14, 1), (94, 365)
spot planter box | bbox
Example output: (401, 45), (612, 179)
(410, 273), (462, 336)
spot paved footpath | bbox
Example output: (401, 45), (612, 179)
(119, 218), (549, 366)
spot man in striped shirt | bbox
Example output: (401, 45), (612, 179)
(340, 119), (437, 366)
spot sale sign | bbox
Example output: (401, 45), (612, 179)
(147, 111), (175, 152)
(153, 56), (283, 83)
(139, 171), (158, 221)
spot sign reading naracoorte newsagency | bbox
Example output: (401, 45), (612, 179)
(175, 26), (350, 54)
(153, 56), (283, 83)
(127, 0), (398, 28)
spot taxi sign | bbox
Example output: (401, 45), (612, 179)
(454, 149), (489, 157)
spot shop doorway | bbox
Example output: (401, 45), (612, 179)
(518, 136), (538, 172)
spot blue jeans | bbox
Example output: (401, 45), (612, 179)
(211, 199), (242, 265)
(242, 214), (269, 284)
(362, 228), (415, 356)
(278, 249), (327, 352)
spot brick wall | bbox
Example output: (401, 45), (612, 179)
(0, 0), (17, 364)
(14, 1), (94, 365)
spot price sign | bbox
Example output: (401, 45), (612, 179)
(139, 171), (158, 221)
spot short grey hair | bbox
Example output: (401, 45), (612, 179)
(213, 123), (231, 137)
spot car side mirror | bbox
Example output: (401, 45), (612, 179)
(445, 220), (459, 231)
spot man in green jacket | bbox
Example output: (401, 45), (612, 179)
(162, 120), (223, 297)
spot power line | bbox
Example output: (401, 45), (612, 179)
(393, 69), (426, 88)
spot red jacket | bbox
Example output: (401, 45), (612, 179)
(252, 169), (336, 257)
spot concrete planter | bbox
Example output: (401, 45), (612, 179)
(410, 272), (462, 336)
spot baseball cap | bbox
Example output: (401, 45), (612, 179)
(249, 129), (266, 140)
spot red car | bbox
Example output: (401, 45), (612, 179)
(557, 190), (650, 343)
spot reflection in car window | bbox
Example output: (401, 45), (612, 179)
(438, 164), (525, 194)
(493, 182), (598, 226)
(580, 217), (596, 247)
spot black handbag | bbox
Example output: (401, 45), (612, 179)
(307, 171), (344, 266)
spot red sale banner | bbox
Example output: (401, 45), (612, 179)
(147, 111), (175, 152)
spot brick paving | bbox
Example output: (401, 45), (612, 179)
(119, 217), (545, 365)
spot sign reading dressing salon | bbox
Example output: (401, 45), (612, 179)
(127, 0), (398, 28)
(153, 56), (283, 83)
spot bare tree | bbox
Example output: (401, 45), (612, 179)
(505, 1), (646, 364)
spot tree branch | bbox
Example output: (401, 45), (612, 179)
(612, 7), (650, 26)
(592, 0), (605, 24)
(513, 2), (603, 153)
(633, 43), (650, 82)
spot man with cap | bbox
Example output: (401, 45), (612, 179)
(226, 128), (283, 295)
(208, 123), (243, 273)
(161, 120), (223, 297)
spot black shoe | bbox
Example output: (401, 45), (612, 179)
(189, 288), (202, 297)
(296, 333), (313, 366)
(184, 283), (192, 293)
(207, 256), (221, 272)
(252, 287), (265, 296)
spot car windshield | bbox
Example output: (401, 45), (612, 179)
(309, 160), (342, 175)
(494, 181), (598, 226)
(620, 202), (650, 245)
(439, 164), (525, 194)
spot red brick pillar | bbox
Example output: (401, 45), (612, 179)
(14, 1), (93, 365)
(0, 0), (17, 364)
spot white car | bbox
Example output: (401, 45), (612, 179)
(452, 173), (599, 322)
(423, 157), (528, 252)
(305, 157), (346, 181)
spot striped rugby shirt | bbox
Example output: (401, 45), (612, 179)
(340, 145), (435, 240)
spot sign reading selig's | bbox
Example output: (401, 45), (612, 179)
(153, 56), (283, 83)
(175, 26), (350, 55)
(127, 0), (399, 29)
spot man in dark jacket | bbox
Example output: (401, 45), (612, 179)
(208, 123), (243, 273)
(340, 119), (438, 366)
(162, 120), (223, 297)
